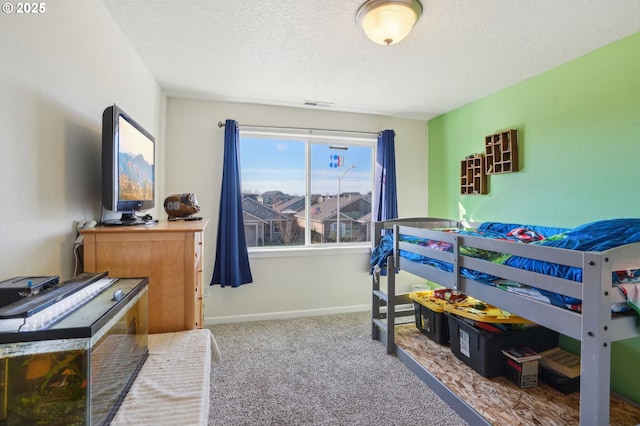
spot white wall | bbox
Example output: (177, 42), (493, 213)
(0, 0), (427, 319)
(0, 0), (164, 280)
(165, 99), (429, 323)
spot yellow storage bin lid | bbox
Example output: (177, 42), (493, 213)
(409, 290), (448, 313)
(409, 290), (533, 324)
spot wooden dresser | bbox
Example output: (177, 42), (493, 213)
(81, 220), (208, 333)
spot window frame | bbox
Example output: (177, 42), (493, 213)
(239, 127), (377, 253)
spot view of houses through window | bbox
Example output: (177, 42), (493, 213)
(240, 131), (374, 248)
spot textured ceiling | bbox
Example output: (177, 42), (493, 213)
(102, 0), (640, 120)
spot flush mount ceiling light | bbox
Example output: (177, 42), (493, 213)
(356, 0), (423, 46)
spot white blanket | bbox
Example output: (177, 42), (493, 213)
(111, 329), (220, 426)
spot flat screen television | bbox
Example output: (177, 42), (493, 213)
(101, 104), (156, 226)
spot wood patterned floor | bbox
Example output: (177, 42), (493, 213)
(395, 324), (640, 426)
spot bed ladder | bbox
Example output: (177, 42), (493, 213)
(372, 255), (414, 354)
(372, 255), (393, 354)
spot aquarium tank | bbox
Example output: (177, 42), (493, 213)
(0, 273), (148, 425)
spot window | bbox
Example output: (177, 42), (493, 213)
(239, 129), (375, 248)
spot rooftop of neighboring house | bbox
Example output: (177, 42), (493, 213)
(296, 194), (371, 222)
(242, 197), (290, 221)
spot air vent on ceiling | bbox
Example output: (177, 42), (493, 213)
(303, 100), (334, 108)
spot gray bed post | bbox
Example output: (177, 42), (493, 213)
(452, 234), (460, 292)
(385, 254), (396, 354)
(580, 251), (611, 425)
(371, 267), (381, 342)
(371, 221), (381, 343)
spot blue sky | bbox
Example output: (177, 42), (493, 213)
(240, 137), (373, 196)
(119, 116), (154, 165)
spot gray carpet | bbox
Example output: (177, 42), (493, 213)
(206, 311), (469, 426)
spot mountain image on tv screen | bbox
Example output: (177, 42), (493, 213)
(118, 152), (153, 200)
(118, 116), (154, 201)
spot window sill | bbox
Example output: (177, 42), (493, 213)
(248, 244), (371, 259)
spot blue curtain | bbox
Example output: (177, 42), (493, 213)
(374, 129), (398, 222)
(211, 119), (253, 287)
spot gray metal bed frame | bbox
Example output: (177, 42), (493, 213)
(371, 217), (640, 426)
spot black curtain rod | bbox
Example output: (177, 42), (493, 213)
(217, 121), (381, 136)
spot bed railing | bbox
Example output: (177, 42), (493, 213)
(391, 223), (640, 341)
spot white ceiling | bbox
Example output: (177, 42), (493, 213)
(103, 0), (640, 120)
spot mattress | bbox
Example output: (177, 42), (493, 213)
(111, 329), (220, 426)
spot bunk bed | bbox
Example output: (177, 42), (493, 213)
(371, 217), (640, 426)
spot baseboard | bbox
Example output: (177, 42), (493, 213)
(204, 304), (370, 325)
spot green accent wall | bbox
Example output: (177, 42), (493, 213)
(428, 32), (640, 402)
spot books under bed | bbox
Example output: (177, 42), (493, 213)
(370, 217), (640, 426)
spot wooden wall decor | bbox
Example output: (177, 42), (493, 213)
(485, 129), (518, 174)
(460, 154), (487, 195)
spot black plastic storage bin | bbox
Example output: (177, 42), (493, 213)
(446, 312), (559, 378)
(540, 368), (580, 394)
(413, 301), (449, 345)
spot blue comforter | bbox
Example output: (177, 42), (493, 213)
(371, 218), (640, 309)
(503, 218), (640, 281)
(502, 219), (640, 306)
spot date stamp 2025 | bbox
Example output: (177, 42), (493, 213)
(2, 2), (46, 14)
